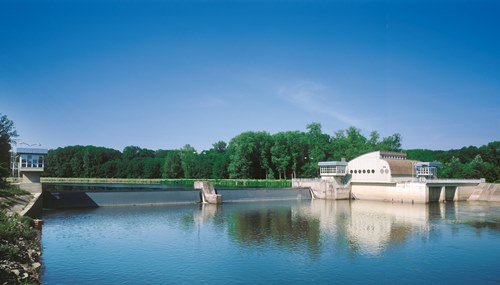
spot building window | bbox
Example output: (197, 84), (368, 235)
(385, 169), (389, 174)
(19, 154), (44, 168)
(350, 170), (353, 174)
(372, 169), (375, 173)
(380, 169), (384, 174)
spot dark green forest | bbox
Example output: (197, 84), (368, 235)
(42, 123), (499, 182)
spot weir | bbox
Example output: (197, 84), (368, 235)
(194, 181), (222, 204)
(42, 183), (312, 209)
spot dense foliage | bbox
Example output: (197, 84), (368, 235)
(45, 124), (404, 180)
(407, 141), (500, 182)
(0, 117), (490, 182)
(0, 114), (18, 187)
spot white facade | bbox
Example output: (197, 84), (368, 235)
(308, 151), (481, 203)
(347, 151), (396, 183)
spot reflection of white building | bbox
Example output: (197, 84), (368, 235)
(292, 200), (431, 256)
(346, 201), (430, 255)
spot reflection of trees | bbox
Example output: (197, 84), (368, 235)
(227, 207), (321, 256)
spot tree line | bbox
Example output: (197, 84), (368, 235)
(42, 122), (499, 182)
(407, 142), (499, 183)
(1, 112), (497, 183)
(44, 123), (405, 180)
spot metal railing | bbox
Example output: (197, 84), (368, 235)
(391, 177), (485, 184)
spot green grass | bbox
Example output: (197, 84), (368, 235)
(41, 177), (292, 188)
(0, 187), (31, 198)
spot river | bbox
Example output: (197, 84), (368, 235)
(41, 197), (499, 284)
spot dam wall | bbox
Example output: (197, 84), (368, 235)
(43, 188), (312, 209)
(468, 183), (500, 202)
(292, 179), (350, 200)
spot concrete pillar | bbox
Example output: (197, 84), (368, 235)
(439, 186), (445, 203)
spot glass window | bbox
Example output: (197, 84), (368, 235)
(21, 155), (27, 167)
(27, 155), (32, 167)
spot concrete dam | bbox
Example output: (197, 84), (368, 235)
(42, 183), (312, 209)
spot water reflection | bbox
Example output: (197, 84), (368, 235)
(191, 200), (499, 257)
(42, 199), (500, 284)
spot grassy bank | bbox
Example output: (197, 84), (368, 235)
(40, 177), (292, 188)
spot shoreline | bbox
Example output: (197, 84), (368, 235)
(0, 188), (42, 285)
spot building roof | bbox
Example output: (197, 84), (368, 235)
(318, 161), (348, 166)
(384, 159), (418, 175)
(380, 151), (407, 158)
(415, 161), (441, 167)
(16, 148), (48, 155)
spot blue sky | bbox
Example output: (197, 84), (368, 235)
(1, 0), (499, 152)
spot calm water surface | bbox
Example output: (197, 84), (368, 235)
(41, 200), (500, 284)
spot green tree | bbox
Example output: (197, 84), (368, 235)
(209, 141), (229, 179)
(331, 127), (367, 161)
(180, 144), (197, 178)
(440, 156), (464, 179)
(143, 158), (162, 178)
(0, 114), (18, 185)
(378, 133), (402, 152)
(271, 132), (291, 179)
(227, 131), (271, 179)
(302, 123), (330, 177)
(161, 150), (183, 179)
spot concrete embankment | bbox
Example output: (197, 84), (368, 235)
(468, 183), (500, 202)
(6, 183), (44, 218)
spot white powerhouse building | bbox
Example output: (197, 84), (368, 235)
(295, 151), (482, 203)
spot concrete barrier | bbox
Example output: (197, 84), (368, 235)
(468, 183), (500, 202)
(292, 178), (350, 200)
(43, 190), (202, 208)
(18, 183), (43, 218)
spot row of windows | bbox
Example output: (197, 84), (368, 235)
(350, 168), (390, 174)
(20, 154), (44, 168)
(320, 167), (346, 174)
(350, 169), (375, 174)
(381, 155), (406, 160)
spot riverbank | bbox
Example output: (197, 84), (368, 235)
(39, 177), (292, 188)
(0, 187), (41, 285)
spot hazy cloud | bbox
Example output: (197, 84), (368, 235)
(277, 81), (361, 126)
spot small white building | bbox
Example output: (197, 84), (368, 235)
(15, 148), (48, 183)
(318, 159), (348, 177)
